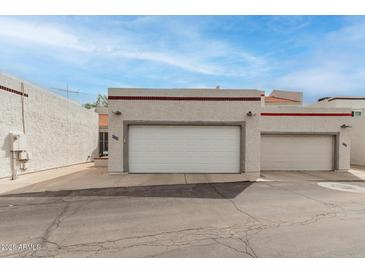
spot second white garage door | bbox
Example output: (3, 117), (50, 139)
(128, 125), (241, 173)
(261, 134), (335, 171)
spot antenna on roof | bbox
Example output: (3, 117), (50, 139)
(50, 84), (88, 99)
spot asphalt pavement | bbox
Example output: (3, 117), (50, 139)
(1, 175), (365, 257)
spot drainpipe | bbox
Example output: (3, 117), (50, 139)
(11, 149), (17, 181)
(11, 83), (26, 181)
(21, 82), (26, 134)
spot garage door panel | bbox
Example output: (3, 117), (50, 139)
(129, 125), (241, 173)
(261, 135), (334, 171)
(132, 145), (237, 152)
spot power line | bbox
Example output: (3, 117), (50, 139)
(50, 85), (88, 99)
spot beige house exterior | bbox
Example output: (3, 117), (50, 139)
(108, 88), (352, 180)
(1, 71), (354, 183)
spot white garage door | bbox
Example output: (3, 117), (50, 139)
(128, 125), (241, 173)
(261, 134), (335, 171)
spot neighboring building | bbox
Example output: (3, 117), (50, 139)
(94, 106), (108, 167)
(107, 88), (351, 179)
(264, 90), (303, 106)
(0, 72), (98, 180)
(311, 96), (365, 165)
(95, 106), (108, 157)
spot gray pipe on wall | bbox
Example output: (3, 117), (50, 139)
(11, 82), (26, 181)
(21, 82), (26, 134)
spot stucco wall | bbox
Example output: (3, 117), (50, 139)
(0, 72), (98, 179)
(310, 99), (365, 165)
(108, 88), (262, 176)
(332, 100), (365, 109)
(261, 107), (352, 170)
(330, 100), (365, 165)
(264, 101), (302, 106)
(350, 115), (365, 165)
(310, 100), (337, 108)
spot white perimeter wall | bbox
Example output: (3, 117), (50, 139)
(0, 72), (98, 179)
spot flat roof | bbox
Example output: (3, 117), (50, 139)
(108, 88), (264, 99)
(265, 96), (300, 103)
(319, 96), (365, 102)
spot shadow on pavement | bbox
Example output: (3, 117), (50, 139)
(0, 182), (253, 199)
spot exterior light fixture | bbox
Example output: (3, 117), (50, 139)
(112, 110), (122, 115)
(341, 124), (352, 128)
(246, 111), (255, 117)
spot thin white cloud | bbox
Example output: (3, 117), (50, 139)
(108, 50), (221, 75)
(274, 18), (365, 98)
(265, 16), (312, 33)
(276, 64), (365, 97)
(277, 68), (350, 94)
(0, 17), (269, 78)
(325, 20), (365, 43)
(0, 17), (92, 52)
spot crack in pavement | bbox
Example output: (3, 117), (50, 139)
(0, 198), (67, 208)
(241, 229), (258, 258)
(34, 226), (216, 257)
(3, 203), (71, 259)
(260, 182), (351, 229)
(206, 183), (266, 258)
(30, 198), (71, 257)
(30, 224), (266, 257)
(265, 182), (347, 215)
(149, 241), (218, 258)
(208, 183), (259, 222)
(283, 211), (338, 227)
(212, 238), (256, 258)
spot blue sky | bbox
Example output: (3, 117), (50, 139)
(0, 16), (364, 104)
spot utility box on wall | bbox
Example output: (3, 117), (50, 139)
(19, 151), (31, 161)
(11, 132), (27, 151)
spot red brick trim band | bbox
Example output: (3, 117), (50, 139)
(261, 113), (352, 116)
(0, 84), (28, 97)
(108, 95), (261, 101)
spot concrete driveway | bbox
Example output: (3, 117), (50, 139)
(1, 165), (365, 257)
